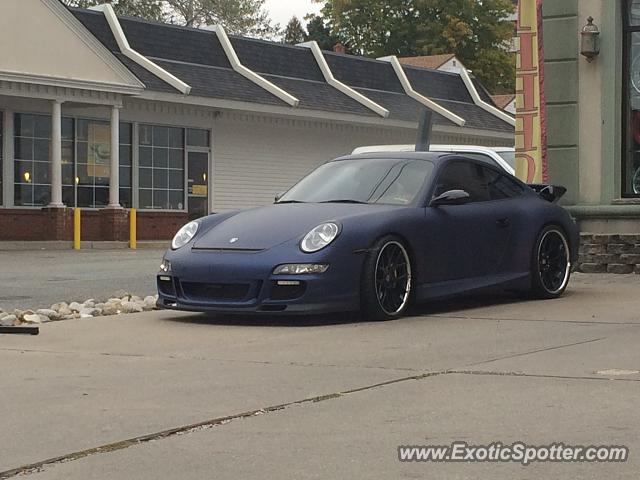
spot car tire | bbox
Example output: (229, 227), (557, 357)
(361, 235), (413, 321)
(531, 225), (571, 299)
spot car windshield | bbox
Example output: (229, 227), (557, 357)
(497, 150), (516, 169)
(278, 158), (434, 205)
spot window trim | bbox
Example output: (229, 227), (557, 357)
(0, 109), (3, 207)
(622, 0), (640, 197)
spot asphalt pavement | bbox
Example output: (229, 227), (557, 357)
(0, 249), (166, 311)
(0, 273), (639, 479)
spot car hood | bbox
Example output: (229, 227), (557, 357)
(192, 203), (400, 250)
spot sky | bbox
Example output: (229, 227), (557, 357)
(263, 0), (322, 27)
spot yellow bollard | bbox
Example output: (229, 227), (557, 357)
(73, 208), (81, 250)
(129, 208), (137, 250)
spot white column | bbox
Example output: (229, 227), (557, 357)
(108, 105), (121, 208)
(48, 100), (64, 208)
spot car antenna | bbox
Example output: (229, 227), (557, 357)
(415, 109), (433, 152)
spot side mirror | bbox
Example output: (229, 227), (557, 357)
(430, 189), (471, 207)
(274, 191), (285, 203)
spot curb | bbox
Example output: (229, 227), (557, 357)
(0, 241), (168, 251)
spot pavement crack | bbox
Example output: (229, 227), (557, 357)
(0, 371), (444, 479)
(426, 314), (640, 326)
(449, 369), (640, 383)
(466, 337), (606, 367)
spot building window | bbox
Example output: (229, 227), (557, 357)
(138, 124), (184, 210)
(120, 123), (132, 208)
(0, 112), (3, 205)
(624, 1), (640, 196)
(14, 113), (73, 206)
(14, 114), (132, 207)
(62, 119), (75, 207)
(186, 128), (210, 148)
(76, 119), (111, 207)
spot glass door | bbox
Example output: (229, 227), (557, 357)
(187, 151), (209, 220)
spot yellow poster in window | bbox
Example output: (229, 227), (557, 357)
(87, 123), (111, 178)
(192, 185), (207, 196)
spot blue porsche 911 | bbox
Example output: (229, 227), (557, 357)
(157, 152), (579, 321)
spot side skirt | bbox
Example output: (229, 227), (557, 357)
(415, 272), (531, 302)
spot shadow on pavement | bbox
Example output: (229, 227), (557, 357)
(159, 286), (574, 327)
(163, 311), (364, 327)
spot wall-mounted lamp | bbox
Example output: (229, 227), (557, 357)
(580, 16), (600, 62)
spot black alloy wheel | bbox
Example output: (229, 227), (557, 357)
(532, 226), (571, 298)
(361, 236), (412, 320)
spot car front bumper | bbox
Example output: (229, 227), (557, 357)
(156, 245), (364, 314)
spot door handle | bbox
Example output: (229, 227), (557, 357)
(496, 217), (511, 228)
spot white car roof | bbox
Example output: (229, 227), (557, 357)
(351, 144), (514, 155)
(350, 144), (516, 175)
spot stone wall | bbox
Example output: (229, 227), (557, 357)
(577, 234), (640, 274)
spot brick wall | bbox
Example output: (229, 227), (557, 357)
(137, 211), (187, 240)
(0, 209), (187, 242)
(577, 234), (640, 274)
(0, 208), (73, 241)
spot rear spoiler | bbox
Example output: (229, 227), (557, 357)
(528, 184), (567, 203)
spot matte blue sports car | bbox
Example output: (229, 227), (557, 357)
(157, 152), (579, 320)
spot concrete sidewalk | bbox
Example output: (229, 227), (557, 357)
(0, 273), (639, 479)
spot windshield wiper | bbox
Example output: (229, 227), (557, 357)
(276, 200), (306, 204)
(320, 199), (367, 204)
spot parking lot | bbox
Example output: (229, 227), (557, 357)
(0, 249), (165, 312)
(1, 273), (639, 479)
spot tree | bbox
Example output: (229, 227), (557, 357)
(63, 0), (279, 39)
(315, 0), (516, 93)
(304, 14), (339, 51)
(61, 0), (164, 21)
(164, 0), (278, 38)
(283, 16), (306, 45)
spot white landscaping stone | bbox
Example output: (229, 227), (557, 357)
(1, 314), (17, 326)
(121, 301), (143, 314)
(69, 302), (83, 312)
(102, 304), (120, 316)
(0, 312), (8, 320)
(36, 309), (60, 321)
(51, 302), (68, 311)
(143, 296), (157, 311)
(22, 314), (43, 324)
(83, 299), (96, 308)
(79, 307), (102, 317)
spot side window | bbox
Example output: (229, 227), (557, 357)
(483, 167), (525, 200)
(452, 152), (502, 170)
(433, 161), (490, 203)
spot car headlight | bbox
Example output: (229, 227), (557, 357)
(300, 222), (340, 253)
(171, 221), (199, 250)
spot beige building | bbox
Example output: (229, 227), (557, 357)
(0, 0), (513, 242)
